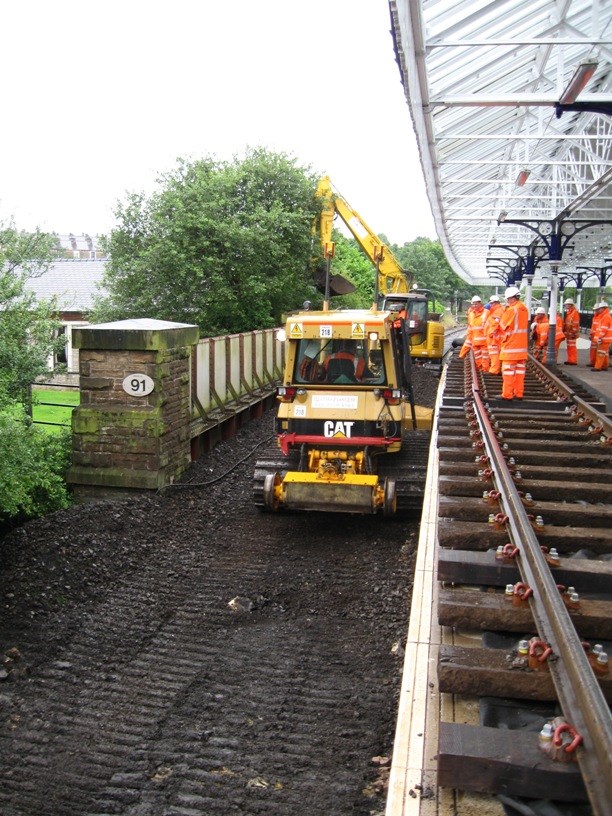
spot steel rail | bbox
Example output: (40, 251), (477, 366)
(467, 356), (612, 816)
(529, 355), (612, 437)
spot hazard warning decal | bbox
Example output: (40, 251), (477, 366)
(289, 322), (303, 339)
(352, 322), (365, 339)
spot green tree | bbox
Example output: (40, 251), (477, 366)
(96, 149), (322, 335)
(0, 225), (62, 406)
(323, 232), (377, 308)
(389, 236), (476, 308)
(0, 222), (71, 525)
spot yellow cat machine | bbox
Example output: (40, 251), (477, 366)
(382, 289), (445, 374)
(315, 175), (445, 372)
(253, 304), (433, 515)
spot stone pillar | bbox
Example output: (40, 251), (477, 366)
(67, 318), (199, 502)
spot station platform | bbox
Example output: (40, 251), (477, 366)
(557, 338), (612, 413)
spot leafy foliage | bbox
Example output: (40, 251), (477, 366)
(0, 411), (71, 523)
(0, 225), (63, 407)
(323, 232), (377, 308)
(96, 149), (322, 335)
(323, 234), (477, 313)
(0, 222), (71, 525)
(388, 236), (478, 306)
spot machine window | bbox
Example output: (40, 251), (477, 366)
(294, 339), (386, 385)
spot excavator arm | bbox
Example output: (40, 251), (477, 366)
(316, 175), (412, 295)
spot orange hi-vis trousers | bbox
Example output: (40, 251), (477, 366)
(472, 344), (489, 371)
(501, 360), (526, 399)
(487, 343), (500, 374)
(594, 341), (610, 371)
(565, 336), (578, 364)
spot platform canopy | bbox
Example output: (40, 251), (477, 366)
(389, 0), (612, 289)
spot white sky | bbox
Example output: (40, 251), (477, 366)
(1, 0), (436, 245)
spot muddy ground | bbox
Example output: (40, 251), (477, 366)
(0, 367), (440, 815)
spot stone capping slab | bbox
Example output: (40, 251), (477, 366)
(73, 318), (199, 352)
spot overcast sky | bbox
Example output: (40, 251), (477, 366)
(1, 0), (436, 245)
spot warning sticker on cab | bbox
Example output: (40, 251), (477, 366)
(289, 322), (303, 339)
(352, 322), (365, 338)
(311, 394), (358, 410)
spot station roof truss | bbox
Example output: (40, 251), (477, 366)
(389, 0), (612, 287)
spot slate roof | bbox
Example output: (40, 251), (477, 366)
(25, 259), (108, 313)
(54, 233), (103, 256)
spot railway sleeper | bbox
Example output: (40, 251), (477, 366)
(440, 462), (612, 484)
(438, 445), (611, 468)
(438, 549), (612, 595)
(438, 588), (612, 640)
(438, 723), (587, 802)
(438, 518), (612, 555)
(438, 495), (611, 528)
(439, 474), (610, 503)
(438, 434), (605, 455)
(438, 645), (612, 703)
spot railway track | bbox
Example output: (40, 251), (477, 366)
(423, 352), (612, 815)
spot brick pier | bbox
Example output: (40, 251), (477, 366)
(67, 318), (199, 501)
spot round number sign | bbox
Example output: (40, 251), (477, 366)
(122, 373), (155, 396)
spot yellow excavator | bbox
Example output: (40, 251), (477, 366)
(252, 179), (439, 516)
(315, 176), (445, 372)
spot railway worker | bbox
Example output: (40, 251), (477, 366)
(322, 339), (366, 381)
(485, 294), (503, 374)
(497, 286), (529, 400)
(562, 298), (580, 365)
(592, 302), (612, 372)
(553, 311), (565, 362)
(532, 307), (548, 362)
(458, 295), (490, 371)
(589, 303), (604, 367)
(392, 303), (407, 329)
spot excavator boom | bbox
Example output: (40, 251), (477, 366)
(314, 176), (445, 372)
(316, 176), (412, 295)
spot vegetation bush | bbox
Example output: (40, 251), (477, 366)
(0, 409), (72, 525)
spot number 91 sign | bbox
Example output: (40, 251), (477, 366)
(122, 373), (155, 397)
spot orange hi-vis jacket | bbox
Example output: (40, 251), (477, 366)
(590, 310), (603, 345)
(533, 314), (548, 347)
(485, 302), (503, 343)
(563, 305), (580, 339)
(498, 300), (529, 361)
(459, 305), (487, 357)
(554, 313), (565, 344)
(593, 307), (612, 344)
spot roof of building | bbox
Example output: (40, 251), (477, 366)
(25, 259), (108, 313)
(54, 232), (102, 252)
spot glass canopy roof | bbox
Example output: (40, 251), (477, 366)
(389, 0), (612, 288)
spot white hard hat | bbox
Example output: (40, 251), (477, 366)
(471, 295), (482, 303)
(535, 307), (546, 315)
(505, 286), (520, 299)
(595, 301), (608, 309)
(489, 295), (500, 302)
(563, 298), (574, 305)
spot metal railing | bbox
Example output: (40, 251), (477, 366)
(29, 382), (80, 428)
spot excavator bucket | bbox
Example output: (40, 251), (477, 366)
(313, 265), (356, 296)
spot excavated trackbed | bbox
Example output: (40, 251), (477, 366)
(0, 432), (418, 816)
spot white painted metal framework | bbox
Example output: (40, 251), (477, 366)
(389, 0), (612, 287)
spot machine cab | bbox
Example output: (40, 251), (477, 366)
(293, 337), (387, 386)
